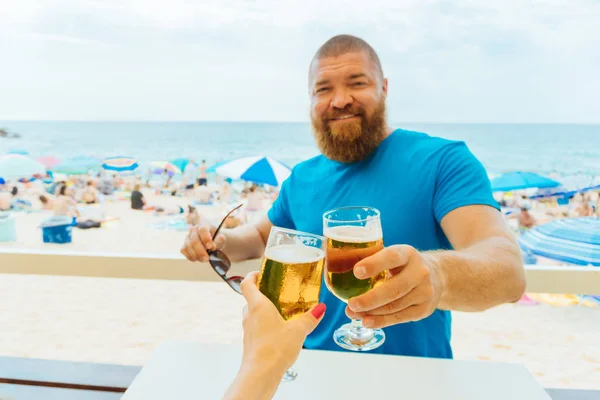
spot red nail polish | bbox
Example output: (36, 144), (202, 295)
(311, 303), (326, 319)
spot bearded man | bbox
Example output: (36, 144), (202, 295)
(181, 34), (525, 358)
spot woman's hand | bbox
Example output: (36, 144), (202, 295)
(240, 271), (326, 372)
(224, 271), (326, 400)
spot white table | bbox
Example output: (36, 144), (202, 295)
(123, 341), (551, 400)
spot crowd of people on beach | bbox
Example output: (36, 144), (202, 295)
(1, 166), (598, 233)
(0, 158), (278, 232)
(497, 192), (600, 232)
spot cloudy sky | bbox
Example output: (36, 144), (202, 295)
(1, 0), (599, 122)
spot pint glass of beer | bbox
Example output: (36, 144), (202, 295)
(257, 226), (326, 381)
(323, 206), (386, 351)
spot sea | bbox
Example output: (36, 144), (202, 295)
(1, 121), (599, 177)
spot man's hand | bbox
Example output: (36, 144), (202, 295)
(346, 245), (446, 329)
(181, 222), (226, 263)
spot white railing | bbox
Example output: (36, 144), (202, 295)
(0, 249), (599, 295)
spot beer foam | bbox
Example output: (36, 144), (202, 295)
(324, 225), (382, 243)
(265, 244), (325, 264)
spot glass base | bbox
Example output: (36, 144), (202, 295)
(281, 368), (297, 382)
(333, 322), (386, 352)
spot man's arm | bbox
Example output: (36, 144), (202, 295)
(346, 205), (526, 328)
(221, 216), (273, 262)
(429, 205), (526, 312)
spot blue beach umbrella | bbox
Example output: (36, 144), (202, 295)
(215, 156), (291, 186)
(53, 156), (101, 175)
(171, 158), (192, 172)
(530, 175), (600, 199)
(518, 218), (600, 266)
(491, 171), (561, 192)
(530, 184), (600, 200)
(102, 156), (139, 172)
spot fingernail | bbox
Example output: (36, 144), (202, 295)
(354, 266), (366, 279)
(362, 318), (374, 327)
(311, 303), (326, 319)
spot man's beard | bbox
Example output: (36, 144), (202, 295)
(311, 98), (387, 163)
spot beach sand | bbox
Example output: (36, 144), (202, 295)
(1, 194), (599, 390)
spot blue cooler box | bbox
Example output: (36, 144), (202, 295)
(41, 216), (74, 244)
(0, 214), (17, 242)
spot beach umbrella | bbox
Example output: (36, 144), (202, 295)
(152, 169), (175, 177)
(491, 171), (561, 192)
(150, 161), (181, 174)
(53, 156), (101, 175)
(7, 149), (29, 155)
(102, 156), (139, 172)
(518, 217), (600, 266)
(206, 159), (230, 174)
(530, 174), (600, 199)
(531, 185), (600, 200)
(0, 154), (46, 179)
(216, 156), (291, 186)
(36, 156), (61, 169)
(0, 177), (5, 185)
(171, 158), (193, 172)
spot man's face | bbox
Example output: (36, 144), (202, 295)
(309, 51), (388, 163)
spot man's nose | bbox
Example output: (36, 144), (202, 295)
(331, 88), (353, 110)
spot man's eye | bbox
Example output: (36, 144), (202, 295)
(351, 82), (366, 87)
(316, 87), (330, 93)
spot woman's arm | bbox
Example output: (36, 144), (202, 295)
(223, 272), (326, 400)
(223, 364), (283, 400)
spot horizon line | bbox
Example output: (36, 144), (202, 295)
(1, 119), (599, 125)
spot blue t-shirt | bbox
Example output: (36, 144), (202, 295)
(268, 129), (499, 359)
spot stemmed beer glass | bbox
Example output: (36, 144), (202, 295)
(323, 206), (386, 351)
(257, 226), (327, 381)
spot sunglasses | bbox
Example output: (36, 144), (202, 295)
(208, 203), (244, 294)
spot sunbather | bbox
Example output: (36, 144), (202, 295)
(54, 185), (80, 218)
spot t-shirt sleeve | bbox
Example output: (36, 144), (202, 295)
(267, 176), (295, 229)
(433, 142), (500, 223)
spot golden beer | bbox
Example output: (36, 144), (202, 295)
(324, 226), (385, 302)
(258, 244), (326, 321)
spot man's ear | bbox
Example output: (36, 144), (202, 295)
(382, 78), (388, 96)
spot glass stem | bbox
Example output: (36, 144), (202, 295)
(348, 319), (374, 344)
(282, 367), (297, 382)
(351, 318), (364, 331)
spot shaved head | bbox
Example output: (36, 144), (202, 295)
(310, 35), (384, 82)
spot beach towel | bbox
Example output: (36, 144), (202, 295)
(528, 293), (581, 307)
(192, 200), (213, 206)
(151, 217), (190, 231)
(517, 294), (540, 305)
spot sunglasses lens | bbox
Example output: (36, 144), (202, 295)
(209, 251), (231, 276)
(227, 276), (243, 294)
